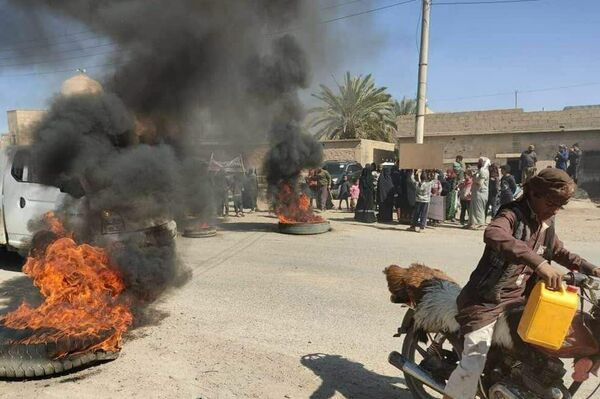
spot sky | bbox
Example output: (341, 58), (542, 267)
(0, 0), (599, 133)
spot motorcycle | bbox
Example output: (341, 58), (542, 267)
(384, 264), (600, 399)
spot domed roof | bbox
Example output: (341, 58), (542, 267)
(61, 73), (103, 96)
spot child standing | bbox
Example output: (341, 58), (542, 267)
(338, 175), (351, 210)
(499, 164), (517, 206)
(458, 169), (473, 225)
(408, 170), (434, 233)
(349, 178), (360, 211)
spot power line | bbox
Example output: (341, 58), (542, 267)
(321, 0), (368, 10)
(0, 61), (123, 78)
(521, 81), (600, 93)
(269, 0), (417, 35)
(0, 0), (393, 52)
(0, 41), (114, 62)
(0, 48), (121, 68)
(0, 0), (409, 63)
(321, 0), (417, 24)
(432, 0), (541, 5)
(430, 82), (600, 103)
(0, 32), (103, 55)
(0, 30), (98, 52)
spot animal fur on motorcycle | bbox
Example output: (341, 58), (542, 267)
(384, 263), (513, 349)
(383, 263), (455, 307)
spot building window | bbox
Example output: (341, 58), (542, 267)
(512, 135), (521, 152)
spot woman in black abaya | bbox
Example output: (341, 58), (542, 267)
(377, 167), (394, 222)
(354, 165), (376, 223)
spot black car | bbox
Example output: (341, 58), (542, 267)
(322, 160), (363, 199)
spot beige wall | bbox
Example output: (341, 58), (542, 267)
(322, 147), (357, 163)
(396, 107), (600, 139)
(359, 139), (395, 165)
(7, 110), (46, 146)
(321, 139), (395, 165)
(0, 134), (12, 149)
(398, 130), (600, 165)
(321, 139), (360, 163)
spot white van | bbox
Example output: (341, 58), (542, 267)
(0, 146), (176, 255)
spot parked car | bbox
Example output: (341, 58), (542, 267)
(0, 147), (176, 255)
(322, 160), (363, 199)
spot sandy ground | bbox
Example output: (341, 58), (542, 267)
(0, 199), (599, 398)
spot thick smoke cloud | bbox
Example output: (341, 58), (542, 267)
(2, 0), (323, 303)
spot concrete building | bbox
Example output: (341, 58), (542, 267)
(6, 109), (46, 146)
(320, 139), (396, 165)
(5, 73), (104, 147)
(396, 107), (600, 195)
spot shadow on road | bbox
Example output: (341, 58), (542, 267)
(0, 275), (41, 314)
(0, 248), (25, 272)
(300, 353), (410, 399)
(0, 249), (36, 315)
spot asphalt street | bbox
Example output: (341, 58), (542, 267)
(0, 201), (599, 398)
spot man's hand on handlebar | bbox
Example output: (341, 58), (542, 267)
(535, 261), (564, 290)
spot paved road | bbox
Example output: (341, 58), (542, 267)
(0, 206), (599, 398)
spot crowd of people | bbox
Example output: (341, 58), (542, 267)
(323, 142), (585, 233)
(212, 169), (259, 218)
(208, 142), (583, 227)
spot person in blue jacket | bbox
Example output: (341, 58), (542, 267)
(554, 144), (569, 171)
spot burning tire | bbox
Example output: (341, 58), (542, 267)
(0, 327), (119, 379)
(278, 221), (330, 235)
(183, 227), (217, 238)
(181, 217), (217, 238)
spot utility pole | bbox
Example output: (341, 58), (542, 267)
(415, 0), (431, 144)
(514, 90), (518, 109)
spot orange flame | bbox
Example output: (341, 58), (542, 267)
(45, 211), (71, 238)
(276, 182), (324, 224)
(0, 213), (132, 357)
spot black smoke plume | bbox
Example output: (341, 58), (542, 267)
(1, 0), (323, 307)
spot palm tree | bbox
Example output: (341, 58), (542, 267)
(309, 73), (396, 142)
(393, 97), (417, 116)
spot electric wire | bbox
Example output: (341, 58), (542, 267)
(0, 0), (418, 72)
(321, 0), (369, 10)
(0, 48), (123, 68)
(0, 61), (124, 78)
(0, 0), (390, 53)
(431, 82), (600, 103)
(0, 32), (101, 53)
(0, 29), (93, 50)
(0, 41), (114, 63)
(433, 0), (541, 5)
(268, 0), (417, 35)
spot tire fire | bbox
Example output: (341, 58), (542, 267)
(276, 183), (324, 225)
(0, 213), (132, 358)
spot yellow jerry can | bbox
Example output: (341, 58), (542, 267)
(518, 282), (579, 350)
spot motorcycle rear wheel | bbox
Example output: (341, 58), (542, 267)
(401, 327), (476, 399)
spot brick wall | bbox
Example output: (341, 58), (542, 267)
(322, 148), (357, 162)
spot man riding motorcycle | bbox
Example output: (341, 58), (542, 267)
(443, 168), (600, 399)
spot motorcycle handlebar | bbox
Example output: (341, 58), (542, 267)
(562, 272), (588, 287)
(562, 271), (600, 290)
